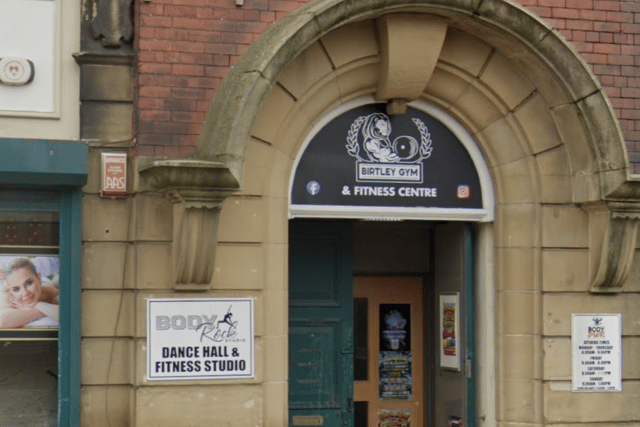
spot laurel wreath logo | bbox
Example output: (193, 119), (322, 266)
(346, 116), (366, 161)
(412, 118), (433, 159)
(345, 114), (432, 163)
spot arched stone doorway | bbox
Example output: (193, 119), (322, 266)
(139, 0), (640, 425)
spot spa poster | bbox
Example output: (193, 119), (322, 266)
(0, 255), (59, 329)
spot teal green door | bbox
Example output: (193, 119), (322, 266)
(288, 220), (353, 427)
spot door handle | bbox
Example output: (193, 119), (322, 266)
(341, 346), (354, 354)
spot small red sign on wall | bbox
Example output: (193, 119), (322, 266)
(101, 152), (127, 197)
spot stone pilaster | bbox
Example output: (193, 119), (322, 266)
(137, 159), (241, 290)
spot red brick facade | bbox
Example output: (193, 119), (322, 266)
(136, 0), (640, 172)
(524, 0), (640, 171)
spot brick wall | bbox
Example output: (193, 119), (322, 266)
(136, 0), (640, 172)
(135, 0), (305, 157)
(522, 0), (640, 171)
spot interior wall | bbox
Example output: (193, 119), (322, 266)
(353, 221), (432, 275)
(0, 341), (57, 426)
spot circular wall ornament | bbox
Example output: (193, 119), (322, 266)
(0, 57), (34, 86)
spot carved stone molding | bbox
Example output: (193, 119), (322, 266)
(88, 0), (134, 48)
(590, 202), (640, 293)
(73, 51), (135, 66)
(171, 201), (221, 290)
(138, 159), (241, 291)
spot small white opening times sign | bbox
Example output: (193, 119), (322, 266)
(572, 314), (621, 392)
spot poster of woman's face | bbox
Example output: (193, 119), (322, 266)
(0, 255), (59, 329)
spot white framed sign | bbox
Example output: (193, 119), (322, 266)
(147, 298), (254, 381)
(572, 314), (621, 392)
(289, 99), (495, 222)
(439, 293), (460, 370)
(0, 0), (56, 115)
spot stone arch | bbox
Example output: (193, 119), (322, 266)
(195, 0), (629, 202)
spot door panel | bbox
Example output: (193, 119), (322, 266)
(354, 277), (423, 427)
(289, 322), (341, 408)
(433, 223), (473, 427)
(289, 221), (354, 427)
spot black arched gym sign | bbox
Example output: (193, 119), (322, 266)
(290, 103), (486, 220)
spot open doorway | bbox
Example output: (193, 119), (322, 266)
(288, 219), (473, 427)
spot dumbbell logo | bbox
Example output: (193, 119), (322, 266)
(0, 57), (34, 86)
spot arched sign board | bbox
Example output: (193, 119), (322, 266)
(289, 101), (494, 222)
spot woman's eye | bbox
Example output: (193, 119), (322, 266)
(12, 287), (19, 293)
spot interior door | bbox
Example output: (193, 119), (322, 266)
(289, 220), (354, 427)
(433, 223), (474, 427)
(353, 276), (424, 427)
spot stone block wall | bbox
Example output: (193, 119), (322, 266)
(80, 153), (284, 425)
(542, 242), (640, 423)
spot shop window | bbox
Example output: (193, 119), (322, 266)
(0, 190), (82, 426)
